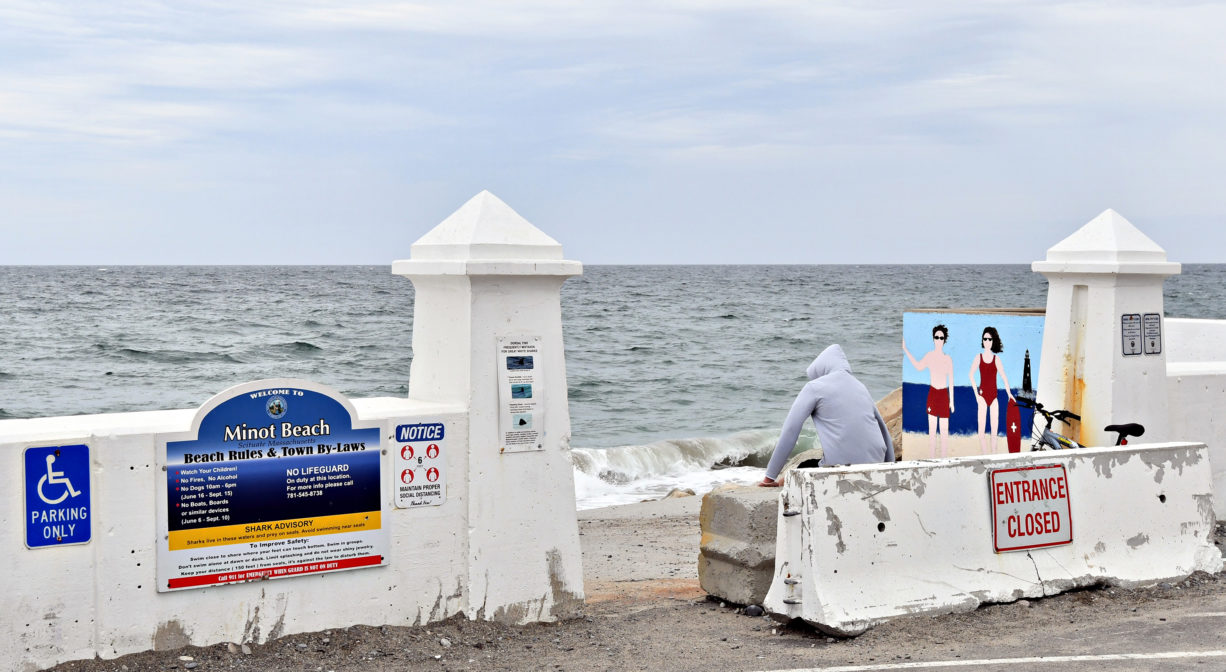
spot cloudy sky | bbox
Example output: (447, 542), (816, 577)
(2, 1), (1223, 264)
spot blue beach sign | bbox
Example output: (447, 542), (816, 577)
(157, 379), (386, 591)
(24, 444), (91, 548)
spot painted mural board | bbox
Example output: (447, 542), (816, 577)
(156, 379), (386, 591)
(902, 309), (1044, 459)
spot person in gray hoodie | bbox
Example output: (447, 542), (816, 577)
(759, 344), (895, 487)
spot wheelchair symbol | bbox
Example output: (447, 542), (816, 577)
(38, 453), (82, 505)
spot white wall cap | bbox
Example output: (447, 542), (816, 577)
(0, 397), (465, 444)
(409, 191), (565, 262)
(1033, 209), (1180, 276)
(392, 258), (582, 277)
(1169, 362), (1226, 377)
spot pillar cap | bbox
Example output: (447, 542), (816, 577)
(1032, 209), (1180, 276)
(393, 191), (581, 277)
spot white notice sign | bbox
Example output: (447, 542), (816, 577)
(498, 336), (544, 453)
(989, 464), (1073, 553)
(393, 422), (446, 508)
(1143, 313), (1163, 355)
(1121, 314), (1142, 356)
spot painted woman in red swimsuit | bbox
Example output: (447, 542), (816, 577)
(967, 326), (1014, 454)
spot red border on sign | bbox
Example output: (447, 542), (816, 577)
(989, 464), (1073, 553)
(167, 554), (383, 589)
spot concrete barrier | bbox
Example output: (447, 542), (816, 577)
(763, 442), (1222, 636)
(698, 485), (779, 605)
(1, 191), (586, 671)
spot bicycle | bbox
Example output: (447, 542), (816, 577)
(1014, 398), (1145, 450)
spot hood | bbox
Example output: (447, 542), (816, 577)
(806, 343), (851, 380)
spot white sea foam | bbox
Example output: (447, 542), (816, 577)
(571, 429), (803, 509)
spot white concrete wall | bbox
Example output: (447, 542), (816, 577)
(1166, 318), (1226, 517)
(1167, 318), (1226, 364)
(2, 400), (468, 671)
(763, 443), (1222, 636)
(2, 191), (586, 671)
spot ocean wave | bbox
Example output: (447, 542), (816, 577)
(570, 429), (779, 483)
(570, 428), (823, 509)
(273, 341), (323, 354)
(102, 346), (242, 365)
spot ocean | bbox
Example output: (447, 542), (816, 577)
(4, 264), (1225, 509)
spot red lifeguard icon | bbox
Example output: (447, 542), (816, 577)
(426, 444), (440, 459)
(400, 469), (415, 484)
(426, 467), (439, 482)
(400, 445), (415, 460)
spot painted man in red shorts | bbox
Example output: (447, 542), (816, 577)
(903, 324), (954, 458)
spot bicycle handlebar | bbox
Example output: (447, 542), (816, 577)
(1013, 397), (1079, 425)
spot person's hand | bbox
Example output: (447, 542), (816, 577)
(757, 476), (782, 488)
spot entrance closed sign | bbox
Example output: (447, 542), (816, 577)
(990, 464), (1073, 552)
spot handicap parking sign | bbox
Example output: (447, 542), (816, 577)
(24, 444), (91, 548)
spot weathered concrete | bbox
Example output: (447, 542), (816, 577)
(764, 442), (1222, 636)
(698, 484), (779, 606)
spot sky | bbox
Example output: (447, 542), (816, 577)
(2, 1), (1224, 265)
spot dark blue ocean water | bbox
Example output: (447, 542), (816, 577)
(3, 264), (1224, 507)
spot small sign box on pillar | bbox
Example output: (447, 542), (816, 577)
(990, 464), (1073, 553)
(394, 422), (446, 508)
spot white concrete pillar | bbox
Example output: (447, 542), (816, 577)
(392, 191), (585, 622)
(1032, 209), (1180, 446)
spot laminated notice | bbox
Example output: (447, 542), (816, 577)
(498, 336), (544, 453)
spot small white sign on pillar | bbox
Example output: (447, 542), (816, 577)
(393, 422), (446, 508)
(1122, 314), (1142, 356)
(1143, 313), (1163, 355)
(498, 336), (544, 453)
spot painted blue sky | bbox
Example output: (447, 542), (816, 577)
(3, 2), (1223, 264)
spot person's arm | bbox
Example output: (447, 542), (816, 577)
(875, 407), (895, 462)
(764, 385), (817, 481)
(903, 339), (923, 370)
(947, 360), (955, 413)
